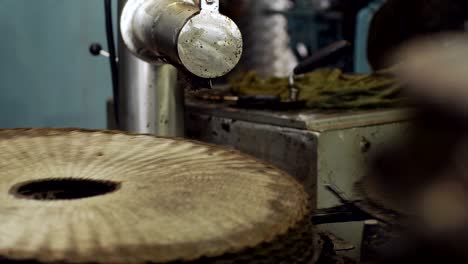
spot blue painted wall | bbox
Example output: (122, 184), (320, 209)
(0, 0), (113, 128)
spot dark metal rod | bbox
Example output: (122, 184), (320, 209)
(105, 0), (120, 128)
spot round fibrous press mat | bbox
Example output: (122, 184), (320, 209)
(0, 129), (316, 264)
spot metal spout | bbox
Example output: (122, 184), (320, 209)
(120, 0), (243, 78)
(117, 0), (184, 136)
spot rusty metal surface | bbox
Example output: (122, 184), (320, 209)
(185, 99), (412, 261)
(186, 97), (413, 132)
(120, 0), (242, 78)
(186, 112), (319, 206)
(360, 220), (401, 263)
(178, 9), (243, 78)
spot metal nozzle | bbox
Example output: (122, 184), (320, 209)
(120, 0), (243, 79)
(289, 74), (299, 102)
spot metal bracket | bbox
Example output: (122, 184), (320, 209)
(312, 204), (373, 225)
(200, 0), (219, 13)
(311, 184), (373, 225)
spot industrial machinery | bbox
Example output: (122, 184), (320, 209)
(117, 0), (242, 136)
(102, 1), (409, 260)
(185, 98), (411, 260)
(91, 0), (242, 136)
(0, 128), (320, 263)
(94, 0), (468, 262)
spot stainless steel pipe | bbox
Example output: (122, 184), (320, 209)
(120, 0), (243, 78)
(117, 0), (242, 136)
(118, 0), (184, 136)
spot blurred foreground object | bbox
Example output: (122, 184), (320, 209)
(360, 33), (468, 263)
(0, 129), (321, 263)
(394, 33), (468, 116)
(367, 0), (468, 70)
